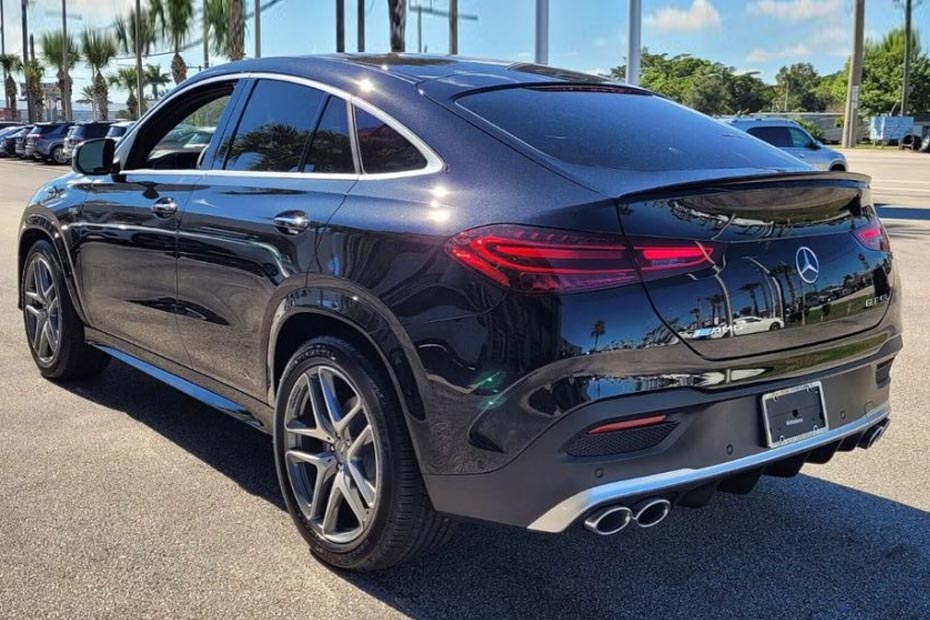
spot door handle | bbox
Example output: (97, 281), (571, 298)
(273, 211), (311, 236)
(152, 197), (179, 218)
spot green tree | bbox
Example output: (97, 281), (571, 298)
(860, 27), (930, 115)
(81, 29), (118, 121)
(23, 59), (46, 120)
(0, 53), (22, 118)
(774, 63), (824, 112)
(114, 6), (158, 56)
(388, 0), (406, 52)
(77, 84), (97, 119)
(144, 64), (171, 101)
(205, 0), (245, 60)
(40, 30), (80, 118)
(109, 67), (142, 118)
(150, 0), (194, 84)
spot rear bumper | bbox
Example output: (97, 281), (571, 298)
(423, 334), (900, 530)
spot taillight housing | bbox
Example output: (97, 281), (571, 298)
(444, 224), (722, 293)
(853, 219), (891, 252)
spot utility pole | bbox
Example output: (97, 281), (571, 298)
(21, 0), (33, 122)
(534, 0), (548, 64)
(61, 0), (71, 120)
(336, 0), (344, 52)
(254, 0), (261, 57)
(357, 0), (364, 52)
(417, 2), (422, 53)
(842, 0), (865, 148)
(901, 0), (912, 116)
(1, 0), (5, 58)
(203, 0), (209, 69)
(627, 0), (641, 84)
(134, 0), (144, 120)
(449, 0), (457, 54)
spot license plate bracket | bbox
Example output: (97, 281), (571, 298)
(761, 382), (829, 448)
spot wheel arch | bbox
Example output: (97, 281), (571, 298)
(266, 286), (430, 446)
(18, 218), (88, 324)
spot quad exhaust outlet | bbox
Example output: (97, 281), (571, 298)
(584, 497), (672, 535)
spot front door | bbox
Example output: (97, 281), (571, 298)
(176, 80), (357, 399)
(75, 80), (242, 362)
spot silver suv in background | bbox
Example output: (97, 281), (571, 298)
(727, 118), (847, 171)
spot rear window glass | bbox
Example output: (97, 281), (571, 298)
(355, 108), (427, 174)
(458, 87), (797, 172)
(747, 126), (791, 147)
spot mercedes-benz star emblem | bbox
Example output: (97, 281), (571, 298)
(796, 246), (820, 284)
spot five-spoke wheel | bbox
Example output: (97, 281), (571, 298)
(23, 255), (61, 365)
(283, 365), (381, 544)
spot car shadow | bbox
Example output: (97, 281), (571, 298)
(64, 360), (930, 618)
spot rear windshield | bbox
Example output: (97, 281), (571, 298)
(106, 126), (128, 138)
(457, 86), (798, 172)
(33, 125), (63, 135)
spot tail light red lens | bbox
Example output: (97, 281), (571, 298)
(853, 219), (891, 251)
(444, 224), (722, 293)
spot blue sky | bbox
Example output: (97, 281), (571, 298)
(2, 0), (927, 103)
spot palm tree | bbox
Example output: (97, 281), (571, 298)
(81, 29), (118, 121)
(114, 6), (158, 57)
(23, 59), (46, 120)
(387, 0), (406, 52)
(204, 0), (245, 61)
(0, 53), (22, 119)
(41, 31), (81, 120)
(109, 67), (141, 118)
(77, 84), (97, 119)
(150, 0), (194, 84)
(144, 64), (171, 100)
(589, 319), (606, 351)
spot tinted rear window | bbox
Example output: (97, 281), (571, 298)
(458, 87), (797, 172)
(355, 109), (427, 174)
(747, 126), (791, 147)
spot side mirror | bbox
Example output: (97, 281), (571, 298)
(73, 138), (115, 176)
(809, 141), (822, 150)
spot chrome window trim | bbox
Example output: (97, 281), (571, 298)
(116, 71), (443, 181)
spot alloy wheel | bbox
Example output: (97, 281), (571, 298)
(23, 255), (61, 365)
(283, 365), (381, 544)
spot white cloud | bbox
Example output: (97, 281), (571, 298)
(645, 0), (721, 32)
(747, 0), (841, 21)
(745, 44), (812, 62)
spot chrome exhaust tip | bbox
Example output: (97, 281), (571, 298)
(859, 419), (890, 450)
(583, 505), (633, 536)
(632, 498), (672, 528)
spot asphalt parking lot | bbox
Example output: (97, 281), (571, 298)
(0, 151), (928, 619)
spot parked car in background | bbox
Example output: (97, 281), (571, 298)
(0, 126), (23, 156)
(18, 56), (899, 572)
(25, 122), (74, 164)
(14, 125), (34, 157)
(727, 118), (847, 171)
(0, 121), (22, 130)
(105, 121), (135, 143)
(63, 122), (113, 161)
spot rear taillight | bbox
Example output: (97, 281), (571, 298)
(853, 219), (890, 251)
(444, 224), (722, 293)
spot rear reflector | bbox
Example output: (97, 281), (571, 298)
(445, 224), (722, 293)
(588, 415), (668, 434)
(853, 219), (890, 251)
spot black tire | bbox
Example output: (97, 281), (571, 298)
(21, 240), (109, 380)
(274, 336), (452, 570)
(49, 146), (64, 165)
(830, 164), (846, 172)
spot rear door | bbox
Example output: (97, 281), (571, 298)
(175, 78), (357, 398)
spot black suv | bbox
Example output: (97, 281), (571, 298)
(18, 56), (900, 571)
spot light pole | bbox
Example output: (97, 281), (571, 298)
(336, 0), (344, 52)
(534, 0), (548, 64)
(449, 0), (457, 54)
(901, 0), (912, 116)
(357, 0), (364, 51)
(254, 0), (261, 57)
(61, 0), (71, 120)
(21, 0), (32, 122)
(627, 0), (641, 85)
(134, 0), (144, 120)
(842, 0), (865, 148)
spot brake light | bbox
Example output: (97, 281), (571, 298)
(444, 224), (721, 293)
(853, 219), (890, 251)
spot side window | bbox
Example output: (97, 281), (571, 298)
(354, 108), (427, 174)
(789, 127), (813, 148)
(747, 126), (791, 148)
(128, 83), (235, 170)
(224, 80), (326, 172)
(304, 97), (354, 174)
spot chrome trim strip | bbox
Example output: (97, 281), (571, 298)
(92, 344), (259, 425)
(116, 71), (443, 181)
(527, 403), (890, 533)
